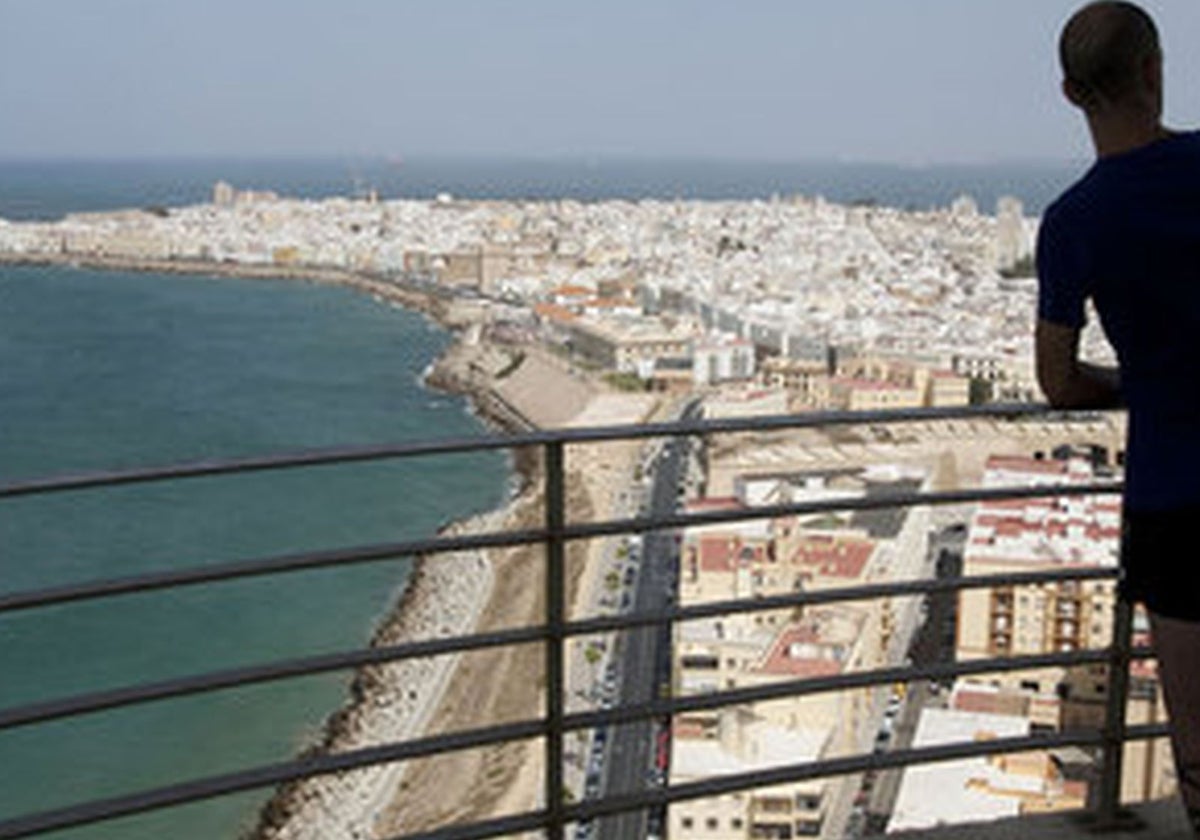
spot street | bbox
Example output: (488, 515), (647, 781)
(590, 402), (699, 840)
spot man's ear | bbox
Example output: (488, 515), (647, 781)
(1062, 77), (1092, 109)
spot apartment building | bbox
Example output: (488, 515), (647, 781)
(673, 479), (933, 839)
(956, 455), (1121, 711)
(952, 454), (1174, 804)
(671, 604), (872, 840)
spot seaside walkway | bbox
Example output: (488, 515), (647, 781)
(0, 403), (1182, 840)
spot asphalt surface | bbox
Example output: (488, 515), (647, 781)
(591, 403), (698, 840)
(855, 528), (965, 836)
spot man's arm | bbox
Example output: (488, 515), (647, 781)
(1035, 319), (1122, 409)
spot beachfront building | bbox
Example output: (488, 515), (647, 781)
(760, 356), (832, 410)
(693, 335), (756, 386)
(564, 316), (694, 376)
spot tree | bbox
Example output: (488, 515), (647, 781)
(969, 377), (994, 405)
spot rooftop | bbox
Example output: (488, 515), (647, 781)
(891, 798), (1194, 840)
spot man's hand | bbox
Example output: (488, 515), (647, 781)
(1035, 319), (1122, 408)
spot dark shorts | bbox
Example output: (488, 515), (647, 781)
(1121, 507), (1200, 621)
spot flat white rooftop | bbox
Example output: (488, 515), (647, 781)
(888, 708), (1030, 833)
(891, 797), (1192, 840)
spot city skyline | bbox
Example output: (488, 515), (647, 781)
(3, 0), (1199, 163)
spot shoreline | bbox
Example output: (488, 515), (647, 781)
(0, 250), (450, 322)
(2, 250), (550, 838)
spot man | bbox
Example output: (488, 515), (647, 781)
(1037, 2), (1200, 832)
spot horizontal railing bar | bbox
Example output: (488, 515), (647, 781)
(0, 677), (1154, 840)
(571, 721), (1173, 823)
(0, 527), (546, 614)
(0, 437), (512, 500)
(570, 481), (1122, 543)
(0, 650), (1163, 840)
(0, 403), (1062, 501)
(565, 728), (1105, 824)
(0, 718), (548, 840)
(0, 481), (1120, 616)
(390, 810), (553, 840)
(380, 720), (1174, 840)
(570, 566), (1118, 637)
(0, 624), (548, 732)
(389, 722), (1175, 840)
(0, 567), (1124, 731)
(559, 647), (1118, 734)
(1125, 722), (1172, 741)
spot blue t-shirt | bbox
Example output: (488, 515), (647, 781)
(1037, 130), (1200, 511)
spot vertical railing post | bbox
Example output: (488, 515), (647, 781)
(1091, 593), (1136, 830)
(544, 440), (567, 840)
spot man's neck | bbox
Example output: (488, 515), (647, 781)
(1089, 113), (1172, 158)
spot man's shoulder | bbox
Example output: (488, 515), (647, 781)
(1040, 175), (1099, 241)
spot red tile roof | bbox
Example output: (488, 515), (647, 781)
(985, 455), (1068, 475)
(757, 623), (845, 678)
(698, 537), (736, 573)
(685, 497), (744, 513)
(533, 302), (577, 322)
(788, 537), (873, 579)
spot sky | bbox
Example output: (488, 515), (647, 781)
(2, 0), (1198, 164)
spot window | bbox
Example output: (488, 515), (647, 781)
(681, 816), (694, 829)
(706, 817), (719, 830)
(731, 817), (744, 830)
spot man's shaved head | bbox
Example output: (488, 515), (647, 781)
(1060, 2), (1160, 109)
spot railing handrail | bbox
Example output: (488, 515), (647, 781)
(0, 481), (1121, 615)
(0, 403), (1137, 840)
(0, 565), (1125, 733)
(0, 401), (1078, 500)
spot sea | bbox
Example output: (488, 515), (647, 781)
(0, 157), (1086, 839)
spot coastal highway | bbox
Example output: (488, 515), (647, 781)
(593, 401), (700, 840)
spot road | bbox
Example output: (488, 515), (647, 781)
(853, 526), (965, 836)
(592, 402), (698, 840)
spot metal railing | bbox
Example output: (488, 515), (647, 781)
(0, 403), (1164, 839)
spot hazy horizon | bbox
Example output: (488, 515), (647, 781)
(0, 151), (1093, 166)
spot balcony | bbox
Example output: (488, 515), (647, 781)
(0, 404), (1180, 840)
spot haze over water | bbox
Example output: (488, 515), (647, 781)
(0, 156), (1084, 222)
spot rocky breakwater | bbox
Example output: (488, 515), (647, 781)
(250, 343), (567, 838)
(250, 505), (508, 840)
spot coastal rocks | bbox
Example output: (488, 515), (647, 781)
(250, 510), (504, 840)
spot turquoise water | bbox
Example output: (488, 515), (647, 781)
(0, 265), (509, 837)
